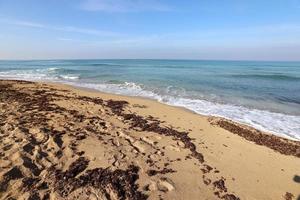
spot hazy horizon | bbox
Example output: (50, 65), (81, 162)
(1, 0), (300, 61)
(1, 58), (300, 62)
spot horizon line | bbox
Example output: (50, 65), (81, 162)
(0, 58), (300, 62)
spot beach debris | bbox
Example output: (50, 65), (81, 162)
(211, 119), (300, 158)
(213, 178), (227, 193)
(52, 159), (147, 199)
(146, 168), (176, 176)
(284, 192), (294, 200)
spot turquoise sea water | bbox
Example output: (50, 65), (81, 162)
(0, 59), (299, 140)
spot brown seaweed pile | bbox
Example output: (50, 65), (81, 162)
(52, 157), (147, 200)
(146, 168), (177, 176)
(213, 119), (300, 157)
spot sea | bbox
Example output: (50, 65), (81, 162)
(0, 59), (299, 140)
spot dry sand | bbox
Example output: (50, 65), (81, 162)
(0, 80), (299, 200)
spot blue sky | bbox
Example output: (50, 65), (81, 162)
(1, 0), (300, 60)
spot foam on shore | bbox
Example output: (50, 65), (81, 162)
(0, 68), (299, 141)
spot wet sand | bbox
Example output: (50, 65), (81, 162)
(0, 80), (299, 200)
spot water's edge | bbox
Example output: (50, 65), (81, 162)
(30, 79), (300, 141)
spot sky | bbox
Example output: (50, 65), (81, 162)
(0, 0), (300, 61)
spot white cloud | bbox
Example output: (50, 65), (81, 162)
(8, 20), (46, 28)
(80, 0), (171, 12)
(0, 18), (120, 37)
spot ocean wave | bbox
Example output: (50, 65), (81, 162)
(47, 67), (60, 71)
(165, 85), (187, 97)
(59, 75), (79, 80)
(89, 63), (188, 69)
(274, 95), (300, 105)
(73, 82), (160, 100)
(90, 63), (130, 67)
(0, 70), (57, 80)
(230, 74), (300, 81)
(0, 68), (79, 81)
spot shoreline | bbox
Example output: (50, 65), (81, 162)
(50, 81), (300, 157)
(0, 77), (299, 141)
(0, 80), (299, 200)
(56, 81), (299, 141)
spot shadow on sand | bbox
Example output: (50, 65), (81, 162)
(293, 175), (300, 200)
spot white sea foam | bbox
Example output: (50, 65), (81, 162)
(73, 82), (161, 99)
(0, 70), (56, 80)
(59, 75), (79, 80)
(0, 68), (78, 81)
(47, 67), (60, 71)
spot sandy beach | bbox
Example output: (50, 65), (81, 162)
(0, 80), (299, 200)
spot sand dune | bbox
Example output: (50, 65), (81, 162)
(0, 80), (299, 200)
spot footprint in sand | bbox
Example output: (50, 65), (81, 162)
(166, 145), (181, 152)
(23, 143), (35, 155)
(3, 144), (13, 151)
(158, 178), (175, 192)
(177, 141), (185, 148)
(141, 137), (156, 146)
(155, 150), (163, 156)
(150, 154), (159, 160)
(114, 152), (126, 161)
(0, 166), (24, 192)
(30, 128), (47, 144)
(132, 141), (146, 153)
(144, 181), (157, 191)
(112, 138), (120, 147)
(118, 132), (135, 143)
(21, 156), (41, 176)
(0, 160), (11, 168)
(89, 193), (99, 200)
